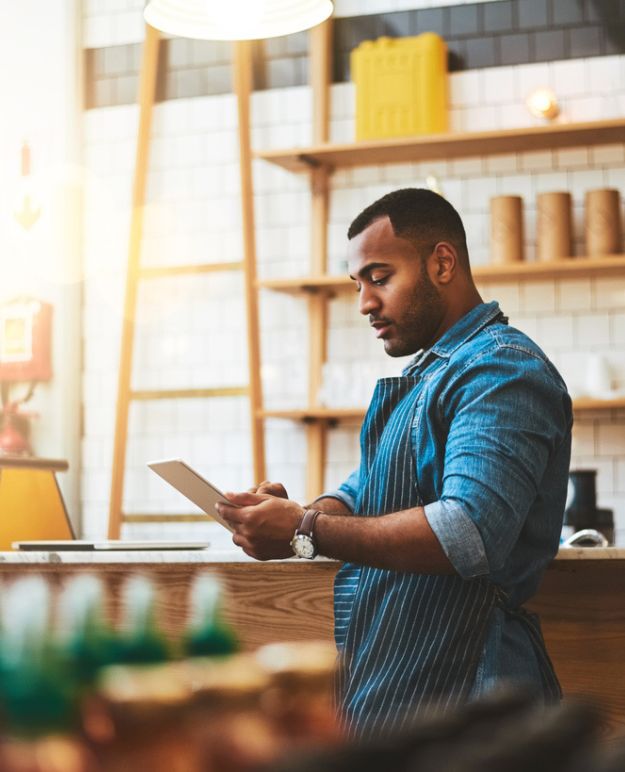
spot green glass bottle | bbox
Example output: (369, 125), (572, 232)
(56, 574), (119, 686)
(183, 574), (239, 658)
(116, 575), (170, 665)
(0, 576), (79, 738)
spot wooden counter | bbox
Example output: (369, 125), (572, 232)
(0, 548), (624, 732)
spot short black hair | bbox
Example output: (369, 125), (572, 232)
(347, 188), (470, 270)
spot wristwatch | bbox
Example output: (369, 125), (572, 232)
(290, 509), (321, 559)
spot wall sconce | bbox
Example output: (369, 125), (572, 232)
(525, 88), (560, 121)
(144, 0), (334, 40)
(13, 142), (41, 231)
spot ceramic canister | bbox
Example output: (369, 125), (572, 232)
(536, 191), (573, 261)
(585, 188), (622, 256)
(490, 195), (524, 264)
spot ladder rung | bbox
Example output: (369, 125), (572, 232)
(130, 386), (249, 401)
(139, 262), (243, 278)
(121, 513), (211, 523)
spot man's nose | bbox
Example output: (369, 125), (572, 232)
(358, 284), (380, 316)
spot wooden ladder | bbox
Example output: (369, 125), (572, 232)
(107, 25), (265, 538)
(304, 20), (333, 502)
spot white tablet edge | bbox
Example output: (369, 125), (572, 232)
(147, 458), (237, 533)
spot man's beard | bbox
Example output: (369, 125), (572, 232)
(384, 266), (444, 357)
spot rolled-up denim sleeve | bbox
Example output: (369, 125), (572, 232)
(315, 467), (360, 512)
(424, 498), (489, 578)
(426, 345), (571, 579)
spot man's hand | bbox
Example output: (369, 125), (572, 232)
(247, 480), (288, 499)
(217, 491), (304, 561)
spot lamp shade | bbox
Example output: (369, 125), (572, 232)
(144, 0), (333, 40)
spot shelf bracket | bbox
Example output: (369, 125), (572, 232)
(299, 153), (324, 170)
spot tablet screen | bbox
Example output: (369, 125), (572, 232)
(148, 459), (237, 533)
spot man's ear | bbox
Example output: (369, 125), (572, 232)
(429, 242), (457, 285)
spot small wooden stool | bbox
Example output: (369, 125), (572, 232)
(0, 457), (74, 549)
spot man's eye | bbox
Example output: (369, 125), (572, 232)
(372, 276), (387, 286)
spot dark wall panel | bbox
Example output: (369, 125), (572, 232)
(86, 0), (625, 109)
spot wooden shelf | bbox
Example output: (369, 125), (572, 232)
(573, 397), (625, 411)
(256, 118), (625, 173)
(259, 407), (366, 422)
(258, 275), (353, 294)
(473, 255), (625, 281)
(258, 399), (625, 424)
(257, 256), (625, 295)
(0, 457), (69, 472)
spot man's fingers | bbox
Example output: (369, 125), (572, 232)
(231, 532), (261, 559)
(244, 481), (288, 498)
(247, 481), (270, 494)
(232, 532), (252, 550)
(218, 503), (248, 525)
(257, 482), (288, 498)
(223, 490), (266, 506)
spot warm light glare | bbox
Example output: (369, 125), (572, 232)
(144, 0), (333, 40)
(219, 0), (264, 32)
(13, 179), (42, 231)
(526, 88), (559, 120)
(425, 174), (444, 197)
(13, 142), (41, 231)
(2, 163), (87, 291)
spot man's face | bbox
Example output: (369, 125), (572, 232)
(348, 216), (446, 357)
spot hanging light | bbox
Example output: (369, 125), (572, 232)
(144, 0), (333, 40)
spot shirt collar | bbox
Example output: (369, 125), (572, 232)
(431, 301), (505, 358)
(404, 301), (505, 373)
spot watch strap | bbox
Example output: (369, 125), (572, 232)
(296, 508), (321, 538)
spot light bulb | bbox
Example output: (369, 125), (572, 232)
(526, 88), (559, 121)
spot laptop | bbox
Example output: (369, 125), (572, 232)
(13, 458), (232, 551)
(13, 539), (210, 551)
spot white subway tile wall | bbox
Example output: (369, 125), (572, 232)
(334, 0), (501, 17)
(82, 2), (625, 544)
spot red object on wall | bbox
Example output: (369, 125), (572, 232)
(0, 298), (52, 382)
(0, 404), (32, 456)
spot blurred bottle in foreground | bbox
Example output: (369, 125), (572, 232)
(183, 573), (239, 658)
(57, 575), (119, 687)
(0, 576), (94, 772)
(256, 640), (340, 749)
(115, 575), (170, 664)
(81, 575), (188, 771)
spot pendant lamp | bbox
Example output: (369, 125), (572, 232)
(144, 0), (333, 40)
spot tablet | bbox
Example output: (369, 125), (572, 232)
(148, 459), (237, 532)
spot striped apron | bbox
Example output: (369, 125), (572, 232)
(334, 373), (498, 738)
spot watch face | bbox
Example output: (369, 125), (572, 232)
(292, 534), (316, 559)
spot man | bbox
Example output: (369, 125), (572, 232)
(217, 188), (572, 738)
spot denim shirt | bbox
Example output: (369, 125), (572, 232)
(323, 301), (573, 695)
